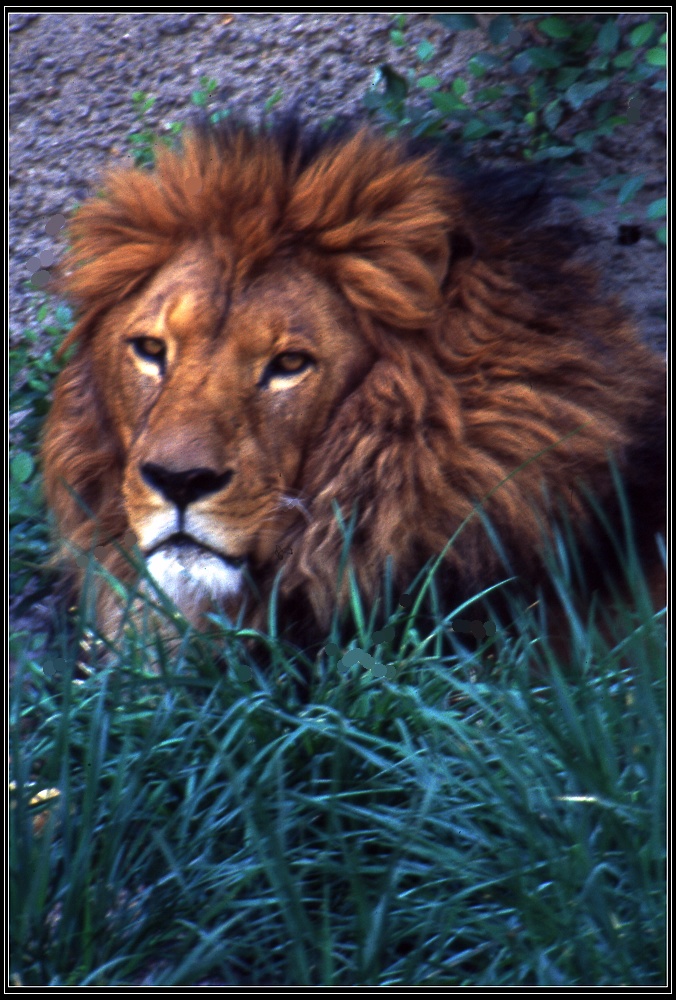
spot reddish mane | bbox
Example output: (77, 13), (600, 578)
(44, 125), (665, 639)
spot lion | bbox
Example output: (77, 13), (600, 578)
(42, 123), (665, 648)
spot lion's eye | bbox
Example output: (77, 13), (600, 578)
(128, 337), (167, 370)
(264, 352), (313, 381)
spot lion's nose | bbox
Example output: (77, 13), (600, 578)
(140, 462), (233, 510)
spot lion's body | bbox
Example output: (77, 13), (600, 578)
(43, 124), (665, 642)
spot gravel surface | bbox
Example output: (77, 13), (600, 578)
(9, 11), (666, 346)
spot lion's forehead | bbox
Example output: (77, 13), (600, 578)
(127, 254), (333, 359)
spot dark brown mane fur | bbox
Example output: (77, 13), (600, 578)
(45, 122), (665, 641)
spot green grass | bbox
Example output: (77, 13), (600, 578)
(10, 534), (666, 985)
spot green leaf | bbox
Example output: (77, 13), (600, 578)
(430, 91), (466, 114)
(132, 91), (155, 113)
(646, 197), (666, 220)
(452, 78), (467, 97)
(543, 100), (563, 132)
(11, 452), (34, 484)
(524, 47), (564, 70)
(612, 49), (638, 69)
(597, 19), (620, 54)
(629, 22), (655, 48)
(390, 30), (405, 47)
(646, 46), (666, 67)
(264, 89), (284, 112)
(435, 13), (478, 31)
(573, 131), (596, 153)
(532, 145), (576, 161)
(594, 116), (627, 136)
(462, 120), (494, 141)
(476, 86), (504, 103)
(576, 199), (606, 217)
(555, 66), (584, 90)
(565, 80), (609, 110)
(595, 174), (625, 192)
(594, 99), (615, 123)
(538, 17), (574, 39)
(488, 14), (512, 45)
(511, 51), (531, 74)
(410, 115), (444, 139)
(524, 111), (536, 128)
(417, 40), (435, 62)
(393, 13), (406, 30)
(655, 225), (666, 244)
(588, 54), (609, 72)
(54, 304), (73, 328)
(418, 75), (441, 90)
(618, 175), (645, 205)
(571, 22), (597, 52)
(468, 51), (501, 76)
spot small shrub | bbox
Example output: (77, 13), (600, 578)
(365, 13), (666, 237)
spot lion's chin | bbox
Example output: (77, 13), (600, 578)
(145, 543), (244, 619)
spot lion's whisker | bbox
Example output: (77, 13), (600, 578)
(277, 494), (312, 523)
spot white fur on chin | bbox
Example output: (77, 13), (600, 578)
(146, 546), (243, 617)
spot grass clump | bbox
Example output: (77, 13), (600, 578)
(10, 536), (666, 985)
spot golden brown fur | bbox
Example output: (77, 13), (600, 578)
(43, 124), (665, 642)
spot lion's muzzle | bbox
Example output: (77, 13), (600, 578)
(140, 462), (233, 510)
(144, 535), (245, 619)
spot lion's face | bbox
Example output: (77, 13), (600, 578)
(93, 243), (373, 621)
(43, 125), (665, 643)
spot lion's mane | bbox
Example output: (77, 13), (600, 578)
(43, 123), (665, 639)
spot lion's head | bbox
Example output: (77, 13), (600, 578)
(43, 124), (665, 641)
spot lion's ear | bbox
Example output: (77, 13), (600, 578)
(43, 313), (126, 562)
(331, 228), (452, 331)
(287, 131), (460, 330)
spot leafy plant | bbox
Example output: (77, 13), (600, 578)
(191, 75), (231, 125)
(366, 14), (666, 238)
(10, 301), (73, 608)
(646, 195), (667, 245)
(127, 80), (230, 169)
(127, 91), (162, 168)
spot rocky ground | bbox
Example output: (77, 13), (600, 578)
(9, 11), (666, 351)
